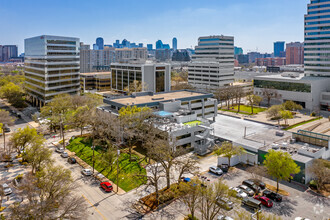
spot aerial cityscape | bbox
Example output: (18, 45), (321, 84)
(0, 0), (329, 220)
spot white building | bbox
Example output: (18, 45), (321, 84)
(110, 62), (171, 93)
(188, 35), (234, 90)
(24, 35), (80, 107)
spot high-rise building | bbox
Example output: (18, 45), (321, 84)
(24, 35), (80, 107)
(286, 42), (304, 65)
(96, 37), (104, 50)
(274, 41), (285, 57)
(172, 37), (177, 50)
(172, 49), (190, 61)
(155, 49), (171, 61)
(156, 40), (163, 49)
(138, 43), (143, 48)
(188, 35), (234, 90)
(0, 45), (18, 62)
(147, 44), (153, 51)
(234, 46), (243, 55)
(115, 47), (147, 62)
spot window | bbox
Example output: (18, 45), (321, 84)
(254, 80), (311, 93)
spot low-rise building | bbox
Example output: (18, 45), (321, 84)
(80, 72), (111, 92)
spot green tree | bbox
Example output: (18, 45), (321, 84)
(263, 149), (300, 192)
(10, 126), (44, 153)
(0, 109), (14, 152)
(280, 110), (293, 125)
(266, 105), (284, 125)
(0, 82), (26, 108)
(214, 141), (246, 167)
(178, 180), (201, 220)
(282, 100), (303, 111)
(246, 94), (262, 114)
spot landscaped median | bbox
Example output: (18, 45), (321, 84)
(66, 136), (147, 192)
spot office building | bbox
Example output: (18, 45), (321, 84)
(0, 45), (18, 62)
(80, 44), (115, 73)
(255, 57), (286, 66)
(155, 49), (171, 61)
(110, 62), (171, 93)
(188, 35), (234, 90)
(237, 54), (249, 64)
(234, 46), (243, 55)
(24, 35), (80, 107)
(247, 52), (263, 63)
(115, 47), (147, 63)
(156, 40), (163, 49)
(147, 44), (153, 51)
(172, 37), (177, 50)
(96, 37), (104, 50)
(274, 41), (285, 57)
(172, 49), (191, 61)
(286, 42), (304, 65)
(80, 72), (111, 92)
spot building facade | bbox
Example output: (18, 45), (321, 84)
(80, 45), (115, 73)
(115, 47), (147, 63)
(96, 37), (104, 50)
(286, 42), (304, 65)
(172, 37), (177, 50)
(80, 72), (111, 92)
(110, 62), (171, 93)
(274, 41), (285, 57)
(255, 57), (286, 66)
(188, 35), (234, 90)
(234, 46), (243, 55)
(24, 35), (80, 107)
(0, 45), (18, 62)
(155, 49), (171, 61)
(172, 49), (191, 61)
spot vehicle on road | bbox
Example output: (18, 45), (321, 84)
(242, 180), (260, 193)
(229, 187), (248, 199)
(81, 169), (92, 176)
(254, 195), (273, 208)
(238, 184), (254, 196)
(2, 183), (12, 195)
(67, 157), (77, 164)
(242, 197), (261, 209)
(55, 147), (64, 153)
(216, 197), (234, 210)
(209, 166), (223, 175)
(294, 218), (311, 220)
(61, 152), (69, 158)
(262, 190), (282, 202)
(100, 182), (113, 192)
(3, 125), (11, 133)
(217, 215), (234, 220)
(248, 179), (266, 190)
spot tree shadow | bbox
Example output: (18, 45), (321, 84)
(267, 197), (297, 217)
(302, 191), (330, 207)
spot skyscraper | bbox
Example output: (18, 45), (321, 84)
(156, 40), (163, 49)
(0, 45), (18, 62)
(172, 37), (177, 50)
(304, 0), (330, 77)
(274, 41), (285, 57)
(286, 42), (304, 65)
(96, 37), (104, 50)
(147, 44), (153, 50)
(24, 35), (80, 107)
(234, 46), (243, 55)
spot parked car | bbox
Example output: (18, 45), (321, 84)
(81, 169), (92, 176)
(209, 166), (223, 175)
(248, 179), (266, 190)
(217, 215), (234, 220)
(254, 195), (273, 208)
(55, 147), (64, 153)
(3, 125), (11, 133)
(219, 164), (229, 173)
(295, 218), (311, 220)
(238, 184), (254, 196)
(67, 157), (77, 164)
(183, 177), (191, 183)
(242, 197), (262, 209)
(61, 152), (69, 158)
(2, 183), (12, 195)
(100, 182), (113, 192)
(242, 180), (260, 193)
(229, 187), (248, 199)
(263, 190), (282, 202)
(216, 197), (234, 210)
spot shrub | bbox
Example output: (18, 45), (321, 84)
(4, 163), (13, 168)
(22, 162), (28, 166)
(309, 180), (318, 189)
(15, 154), (22, 159)
(310, 112), (316, 117)
(185, 215), (199, 220)
(15, 174), (23, 180)
(0, 207), (6, 212)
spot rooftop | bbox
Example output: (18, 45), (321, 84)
(254, 73), (330, 82)
(80, 72), (111, 77)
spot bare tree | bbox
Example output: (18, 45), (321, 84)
(308, 159), (330, 192)
(233, 86), (245, 112)
(177, 180), (202, 220)
(0, 109), (15, 153)
(262, 87), (279, 107)
(175, 154), (199, 183)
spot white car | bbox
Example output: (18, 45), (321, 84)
(209, 166), (223, 175)
(238, 184), (254, 196)
(81, 169), (92, 176)
(2, 183), (12, 195)
(295, 218), (311, 220)
(55, 147), (64, 153)
(61, 152), (69, 158)
(229, 187), (248, 199)
(217, 215), (234, 220)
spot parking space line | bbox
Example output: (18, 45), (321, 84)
(82, 194), (108, 220)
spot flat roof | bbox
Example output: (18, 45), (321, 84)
(254, 74), (330, 82)
(80, 72), (111, 76)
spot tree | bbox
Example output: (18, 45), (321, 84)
(0, 109), (14, 153)
(70, 106), (91, 136)
(124, 80), (148, 95)
(282, 100), (303, 111)
(246, 165), (268, 181)
(214, 141), (245, 167)
(235, 210), (282, 220)
(307, 159), (330, 192)
(175, 154), (199, 183)
(261, 87), (279, 107)
(0, 82), (26, 108)
(246, 94), (262, 114)
(23, 139), (53, 174)
(263, 149), (300, 192)
(266, 105), (284, 125)
(178, 180), (201, 220)
(10, 126), (43, 153)
(233, 86), (245, 113)
(280, 110), (293, 125)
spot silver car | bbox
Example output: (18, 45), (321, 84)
(209, 166), (223, 175)
(238, 184), (254, 196)
(229, 187), (248, 199)
(81, 169), (92, 176)
(2, 183), (12, 195)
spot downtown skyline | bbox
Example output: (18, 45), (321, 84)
(1, 0), (308, 54)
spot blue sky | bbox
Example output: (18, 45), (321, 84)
(1, 0), (309, 54)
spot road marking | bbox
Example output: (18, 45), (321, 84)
(82, 194), (108, 220)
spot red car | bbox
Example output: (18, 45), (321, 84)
(100, 182), (113, 192)
(254, 195), (273, 208)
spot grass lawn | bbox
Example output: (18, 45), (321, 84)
(219, 105), (266, 115)
(67, 137), (147, 192)
(283, 117), (322, 131)
(183, 120), (201, 126)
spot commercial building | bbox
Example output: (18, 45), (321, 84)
(155, 49), (171, 61)
(110, 62), (171, 93)
(188, 35), (235, 90)
(274, 41), (285, 57)
(115, 47), (147, 63)
(172, 49), (191, 61)
(96, 37), (104, 50)
(147, 44), (153, 51)
(156, 40), (163, 49)
(172, 37), (177, 50)
(255, 57), (286, 66)
(24, 35), (80, 107)
(0, 45), (18, 62)
(286, 42), (304, 65)
(237, 54), (249, 64)
(100, 90), (218, 154)
(80, 72), (111, 92)
(234, 46), (243, 55)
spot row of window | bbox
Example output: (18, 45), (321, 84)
(309, 4), (330, 9)
(47, 46), (77, 51)
(311, 0), (330, 3)
(47, 40), (76, 45)
(111, 66), (142, 70)
(199, 38), (233, 42)
(305, 31), (330, 35)
(47, 52), (79, 56)
(304, 52), (330, 56)
(305, 14), (330, 20)
(308, 9), (330, 14)
(254, 80), (311, 93)
(304, 47), (330, 51)
(305, 37), (330, 40)
(306, 20), (330, 25)
(195, 47), (233, 50)
(305, 26), (330, 30)
(199, 43), (234, 46)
